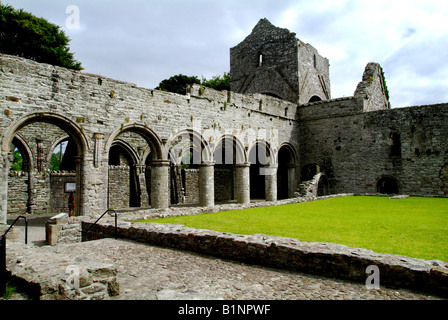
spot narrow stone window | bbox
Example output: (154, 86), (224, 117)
(313, 54), (317, 69)
(258, 53), (263, 67)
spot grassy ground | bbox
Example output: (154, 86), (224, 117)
(140, 196), (448, 262)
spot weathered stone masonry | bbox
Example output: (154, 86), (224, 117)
(0, 46), (299, 224)
(1, 18), (447, 225)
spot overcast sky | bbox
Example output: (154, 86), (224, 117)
(4, 0), (448, 108)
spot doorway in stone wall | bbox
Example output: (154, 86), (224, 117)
(377, 176), (399, 194)
(277, 145), (297, 200)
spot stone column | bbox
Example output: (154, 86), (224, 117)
(264, 164), (278, 202)
(199, 161), (214, 207)
(150, 160), (170, 209)
(235, 163), (250, 204)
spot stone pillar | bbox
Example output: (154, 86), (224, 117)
(199, 162), (214, 207)
(264, 164), (278, 202)
(235, 163), (250, 204)
(150, 160), (170, 209)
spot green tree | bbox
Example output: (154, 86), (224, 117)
(201, 72), (230, 91)
(156, 72), (230, 94)
(11, 148), (22, 172)
(0, 3), (82, 70)
(156, 74), (200, 94)
(49, 152), (61, 171)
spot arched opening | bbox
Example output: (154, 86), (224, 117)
(167, 130), (211, 205)
(308, 95), (323, 103)
(248, 142), (271, 200)
(301, 163), (322, 181)
(277, 145), (296, 200)
(213, 137), (244, 203)
(107, 126), (159, 210)
(108, 142), (141, 209)
(377, 176), (399, 195)
(2, 114), (86, 217)
(317, 174), (329, 196)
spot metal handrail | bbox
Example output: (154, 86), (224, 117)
(84, 209), (117, 240)
(1, 216), (28, 296)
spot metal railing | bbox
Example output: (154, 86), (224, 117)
(84, 209), (117, 240)
(1, 216), (28, 296)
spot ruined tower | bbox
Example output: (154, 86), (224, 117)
(230, 18), (331, 104)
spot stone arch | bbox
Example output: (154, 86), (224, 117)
(276, 143), (298, 199)
(109, 139), (139, 166)
(106, 126), (161, 209)
(166, 129), (212, 164)
(377, 176), (400, 195)
(11, 135), (33, 172)
(308, 95), (323, 103)
(1, 113), (89, 157)
(105, 124), (163, 161)
(212, 134), (247, 166)
(108, 140), (141, 209)
(212, 135), (247, 203)
(1, 113), (88, 219)
(166, 129), (212, 205)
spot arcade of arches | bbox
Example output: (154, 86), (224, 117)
(4, 117), (303, 216)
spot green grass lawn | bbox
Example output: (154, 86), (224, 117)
(139, 196), (448, 262)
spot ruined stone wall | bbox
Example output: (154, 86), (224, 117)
(297, 40), (331, 102)
(230, 19), (300, 103)
(354, 62), (390, 112)
(230, 18), (330, 104)
(0, 53), (300, 222)
(299, 101), (448, 196)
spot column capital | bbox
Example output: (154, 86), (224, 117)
(199, 161), (215, 167)
(235, 163), (251, 168)
(149, 159), (171, 167)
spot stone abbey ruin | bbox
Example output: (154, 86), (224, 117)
(1, 18), (448, 225)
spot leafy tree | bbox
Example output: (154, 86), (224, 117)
(11, 148), (22, 172)
(156, 74), (200, 94)
(201, 72), (230, 91)
(0, 3), (82, 70)
(49, 152), (61, 171)
(156, 72), (230, 94)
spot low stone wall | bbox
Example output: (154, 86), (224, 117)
(82, 219), (448, 296)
